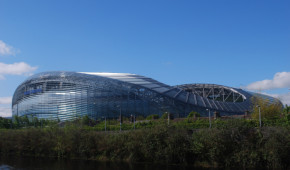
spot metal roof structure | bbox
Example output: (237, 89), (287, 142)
(12, 71), (282, 120)
(80, 72), (277, 114)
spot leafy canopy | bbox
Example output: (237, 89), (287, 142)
(251, 96), (283, 119)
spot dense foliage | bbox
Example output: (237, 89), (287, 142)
(251, 96), (283, 119)
(146, 114), (159, 120)
(284, 104), (290, 115)
(0, 121), (290, 169)
(2, 113), (290, 131)
(0, 116), (57, 129)
(187, 111), (200, 118)
(0, 101), (289, 168)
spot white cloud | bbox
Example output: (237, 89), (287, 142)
(0, 62), (37, 79)
(0, 40), (16, 56)
(0, 107), (12, 117)
(247, 72), (290, 90)
(0, 97), (12, 105)
(0, 97), (12, 117)
(267, 93), (290, 106)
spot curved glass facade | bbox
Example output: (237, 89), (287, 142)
(12, 71), (281, 121)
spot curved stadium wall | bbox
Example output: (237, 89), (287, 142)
(12, 71), (280, 121)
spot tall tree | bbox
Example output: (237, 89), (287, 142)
(251, 96), (283, 119)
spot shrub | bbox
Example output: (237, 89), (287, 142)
(146, 114), (159, 120)
(251, 96), (283, 119)
(188, 111), (200, 118)
(136, 115), (145, 121)
(161, 112), (174, 120)
(1, 122), (290, 168)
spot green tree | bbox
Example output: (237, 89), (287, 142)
(81, 115), (96, 126)
(13, 115), (21, 128)
(21, 115), (30, 127)
(136, 115), (145, 121)
(251, 96), (283, 119)
(0, 117), (12, 129)
(187, 111), (200, 118)
(81, 115), (90, 125)
(161, 112), (173, 120)
(283, 104), (290, 115)
(146, 114), (159, 120)
(32, 117), (39, 127)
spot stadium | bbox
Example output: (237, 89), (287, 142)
(12, 71), (280, 121)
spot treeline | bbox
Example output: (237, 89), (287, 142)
(2, 114), (290, 131)
(0, 116), (56, 129)
(0, 121), (290, 169)
(0, 102), (289, 130)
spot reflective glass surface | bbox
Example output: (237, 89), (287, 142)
(12, 71), (282, 120)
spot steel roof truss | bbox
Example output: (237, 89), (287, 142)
(224, 91), (233, 102)
(173, 89), (183, 98)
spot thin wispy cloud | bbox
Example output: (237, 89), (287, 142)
(246, 72), (290, 90)
(0, 97), (12, 105)
(0, 97), (12, 117)
(0, 40), (17, 56)
(0, 62), (37, 79)
(264, 93), (290, 106)
(0, 107), (12, 117)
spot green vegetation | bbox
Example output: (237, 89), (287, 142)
(251, 96), (283, 119)
(284, 104), (290, 115)
(0, 115), (56, 129)
(0, 117), (12, 129)
(0, 120), (290, 168)
(187, 111), (200, 118)
(161, 112), (174, 119)
(1, 110), (290, 130)
(146, 114), (159, 120)
(0, 99), (289, 168)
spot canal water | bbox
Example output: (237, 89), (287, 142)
(0, 157), (215, 170)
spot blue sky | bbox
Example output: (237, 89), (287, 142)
(0, 0), (290, 117)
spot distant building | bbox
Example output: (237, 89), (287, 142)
(12, 71), (281, 121)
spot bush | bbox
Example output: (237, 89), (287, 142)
(283, 104), (290, 115)
(161, 112), (174, 120)
(136, 115), (145, 121)
(0, 117), (12, 129)
(146, 114), (159, 120)
(188, 111), (200, 118)
(251, 96), (283, 119)
(1, 122), (290, 168)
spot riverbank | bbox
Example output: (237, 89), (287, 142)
(0, 120), (290, 169)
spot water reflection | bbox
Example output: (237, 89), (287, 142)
(0, 157), (214, 170)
